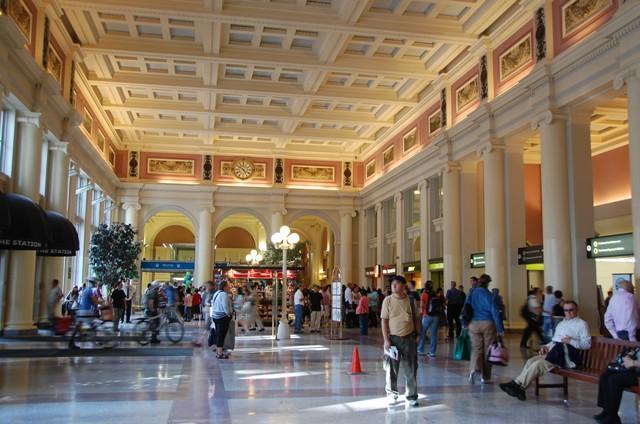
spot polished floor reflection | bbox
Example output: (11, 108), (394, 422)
(0, 328), (637, 423)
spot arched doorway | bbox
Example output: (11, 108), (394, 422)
(289, 215), (336, 286)
(141, 211), (196, 288)
(214, 213), (267, 264)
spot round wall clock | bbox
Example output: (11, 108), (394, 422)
(232, 159), (254, 180)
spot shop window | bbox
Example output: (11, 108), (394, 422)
(0, 109), (16, 177)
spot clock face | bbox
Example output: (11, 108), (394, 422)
(233, 159), (254, 180)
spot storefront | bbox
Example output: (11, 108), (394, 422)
(517, 246), (544, 290)
(428, 258), (444, 290)
(403, 261), (422, 288)
(586, 233), (634, 296)
(364, 266), (379, 288)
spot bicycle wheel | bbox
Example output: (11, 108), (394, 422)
(95, 322), (118, 349)
(134, 319), (151, 345)
(164, 318), (184, 344)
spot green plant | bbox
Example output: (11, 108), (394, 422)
(89, 223), (142, 288)
(262, 241), (306, 267)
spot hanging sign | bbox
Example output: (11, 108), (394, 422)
(470, 252), (485, 268)
(518, 246), (544, 265)
(586, 233), (633, 258)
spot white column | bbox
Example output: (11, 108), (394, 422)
(616, 73), (640, 279)
(442, 162), (462, 285)
(5, 113), (43, 334)
(81, 188), (93, 279)
(418, 180), (429, 283)
(339, 211), (354, 284)
(375, 202), (384, 288)
(505, 140), (527, 327)
(567, 108), (597, 328)
(38, 142), (70, 322)
(394, 192), (405, 275)
(460, 162), (480, 284)
(482, 143), (507, 296)
(358, 208), (367, 286)
(196, 207), (214, 284)
(271, 211), (284, 236)
(538, 111), (572, 297)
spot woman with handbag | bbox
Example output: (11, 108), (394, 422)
(211, 281), (233, 359)
(465, 274), (504, 384)
(594, 348), (640, 424)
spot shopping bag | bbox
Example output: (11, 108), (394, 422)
(207, 322), (216, 347)
(223, 319), (236, 350)
(453, 329), (471, 361)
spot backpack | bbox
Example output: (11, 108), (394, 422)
(428, 293), (443, 316)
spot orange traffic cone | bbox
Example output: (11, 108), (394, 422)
(348, 346), (365, 374)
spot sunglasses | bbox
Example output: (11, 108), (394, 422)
(563, 308), (576, 312)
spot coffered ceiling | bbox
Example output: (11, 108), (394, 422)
(59, 0), (520, 159)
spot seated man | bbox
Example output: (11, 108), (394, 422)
(499, 300), (591, 401)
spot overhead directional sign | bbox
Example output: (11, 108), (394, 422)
(586, 233), (633, 258)
(518, 245), (544, 265)
(141, 261), (194, 272)
(470, 252), (485, 268)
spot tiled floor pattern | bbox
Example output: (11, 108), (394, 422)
(0, 324), (638, 423)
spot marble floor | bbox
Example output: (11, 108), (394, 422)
(0, 325), (638, 424)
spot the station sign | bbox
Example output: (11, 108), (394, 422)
(470, 252), (485, 268)
(586, 233), (633, 258)
(382, 264), (397, 275)
(428, 258), (444, 271)
(518, 245), (544, 265)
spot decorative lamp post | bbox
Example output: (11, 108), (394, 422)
(245, 249), (264, 266)
(271, 225), (299, 340)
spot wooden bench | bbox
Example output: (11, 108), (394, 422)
(535, 336), (640, 402)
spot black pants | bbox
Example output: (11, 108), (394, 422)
(213, 316), (231, 348)
(447, 304), (462, 338)
(125, 300), (132, 322)
(520, 316), (544, 347)
(597, 369), (638, 415)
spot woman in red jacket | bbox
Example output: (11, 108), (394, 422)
(356, 288), (370, 335)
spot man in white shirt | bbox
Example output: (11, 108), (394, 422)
(500, 300), (591, 401)
(604, 280), (639, 341)
(293, 284), (305, 334)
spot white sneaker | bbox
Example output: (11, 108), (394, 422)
(480, 378), (493, 385)
(407, 399), (419, 407)
(387, 394), (399, 405)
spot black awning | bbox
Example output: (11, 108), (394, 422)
(37, 211), (79, 257)
(0, 192), (51, 250)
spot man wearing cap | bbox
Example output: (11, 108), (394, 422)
(381, 275), (421, 407)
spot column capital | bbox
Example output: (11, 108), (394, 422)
(393, 192), (403, 203)
(340, 210), (357, 219)
(417, 179), (428, 192)
(374, 202), (383, 213)
(122, 202), (141, 211)
(441, 160), (461, 174)
(477, 140), (504, 157)
(62, 110), (83, 140)
(16, 112), (42, 128)
(613, 67), (640, 90)
(199, 205), (215, 214)
(48, 140), (69, 154)
(531, 110), (567, 130)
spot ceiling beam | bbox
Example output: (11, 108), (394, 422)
(60, 0), (479, 45)
(102, 102), (394, 127)
(88, 74), (419, 106)
(81, 39), (439, 80)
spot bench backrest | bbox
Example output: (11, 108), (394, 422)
(582, 337), (640, 372)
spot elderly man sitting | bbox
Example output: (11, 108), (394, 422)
(499, 300), (591, 401)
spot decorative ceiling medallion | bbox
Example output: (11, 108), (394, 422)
(232, 159), (254, 180)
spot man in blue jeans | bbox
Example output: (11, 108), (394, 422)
(293, 284), (305, 334)
(418, 282), (443, 358)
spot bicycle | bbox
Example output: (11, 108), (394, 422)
(134, 308), (185, 345)
(67, 311), (118, 349)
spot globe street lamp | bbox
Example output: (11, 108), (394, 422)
(245, 249), (264, 266)
(271, 225), (300, 340)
